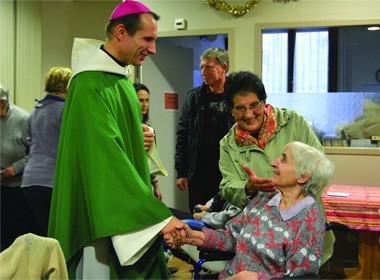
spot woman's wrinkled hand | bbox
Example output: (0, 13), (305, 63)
(243, 165), (276, 195)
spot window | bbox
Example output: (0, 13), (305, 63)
(262, 31), (288, 93)
(262, 28), (329, 94)
(261, 26), (380, 140)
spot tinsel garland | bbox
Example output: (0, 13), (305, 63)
(205, 0), (299, 18)
(205, 0), (261, 18)
(273, 0), (299, 3)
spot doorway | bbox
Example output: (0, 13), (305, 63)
(157, 34), (228, 87)
(139, 33), (229, 211)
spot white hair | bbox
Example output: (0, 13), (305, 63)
(0, 83), (10, 108)
(284, 141), (335, 197)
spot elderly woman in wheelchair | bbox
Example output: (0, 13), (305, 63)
(165, 141), (335, 280)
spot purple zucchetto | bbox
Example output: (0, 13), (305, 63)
(109, 0), (151, 20)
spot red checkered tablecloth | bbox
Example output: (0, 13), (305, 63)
(322, 184), (380, 231)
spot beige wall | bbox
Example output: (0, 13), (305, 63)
(325, 148), (380, 188)
(41, 1), (120, 98)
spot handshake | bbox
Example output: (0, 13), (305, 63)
(160, 216), (205, 248)
(160, 216), (259, 280)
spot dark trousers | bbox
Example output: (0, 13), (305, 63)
(188, 176), (221, 213)
(22, 186), (53, 237)
(1, 186), (39, 251)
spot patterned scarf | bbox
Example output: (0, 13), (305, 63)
(235, 104), (277, 149)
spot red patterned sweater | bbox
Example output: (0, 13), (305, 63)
(200, 192), (326, 279)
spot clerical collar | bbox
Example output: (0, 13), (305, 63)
(206, 86), (223, 95)
(100, 45), (126, 67)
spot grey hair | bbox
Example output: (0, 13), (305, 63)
(0, 83), (10, 109)
(200, 47), (229, 73)
(284, 141), (335, 197)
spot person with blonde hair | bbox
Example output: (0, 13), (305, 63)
(21, 66), (72, 237)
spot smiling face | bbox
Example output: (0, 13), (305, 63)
(271, 146), (298, 188)
(137, 89), (149, 115)
(120, 13), (158, 66)
(200, 57), (227, 88)
(232, 92), (266, 135)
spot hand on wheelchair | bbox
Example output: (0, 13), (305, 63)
(193, 204), (210, 221)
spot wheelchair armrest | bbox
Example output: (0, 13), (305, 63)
(325, 221), (349, 234)
(199, 250), (235, 261)
(182, 219), (213, 230)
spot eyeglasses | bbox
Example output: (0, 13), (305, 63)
(233, 101), (263, 115)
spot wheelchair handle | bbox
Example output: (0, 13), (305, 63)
(325, 221), (349, 234)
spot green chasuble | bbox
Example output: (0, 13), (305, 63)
(48, 52), (172, 278)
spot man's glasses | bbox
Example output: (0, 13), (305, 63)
(233, 101), (263, 115)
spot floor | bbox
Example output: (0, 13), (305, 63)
(167, 256), (194, 280)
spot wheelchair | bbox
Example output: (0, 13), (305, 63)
(177, 219), (349, 280)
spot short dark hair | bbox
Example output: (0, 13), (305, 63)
(133, 82), (150, 94)
(133, 82), (150, 124)
(224, 71), (267, 110)
(106, 12), (160, 40)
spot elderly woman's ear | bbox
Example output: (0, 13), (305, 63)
(297, 171), (311, 185)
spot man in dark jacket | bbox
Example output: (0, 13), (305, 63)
(175, 48), (235, 212)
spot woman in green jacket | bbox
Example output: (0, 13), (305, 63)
(219, 70), (334, 265)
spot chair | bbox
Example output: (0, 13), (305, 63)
(0, 233), (68, 280)
(187, 221), (349, 280)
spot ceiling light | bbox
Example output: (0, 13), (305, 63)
(367, 26), (380, 31)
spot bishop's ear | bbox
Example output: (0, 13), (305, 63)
(115, 24), (128, 41)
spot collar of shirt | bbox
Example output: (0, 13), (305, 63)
(100, 45), (126, 67)
(35, 94), (66, 103)
(206, 86), (223, 95)
(267, 192), (316, 221)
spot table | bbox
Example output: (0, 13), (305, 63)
(322, 184), (380, 279)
